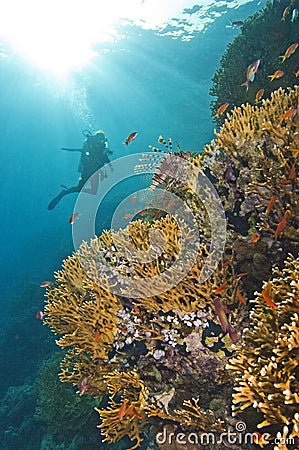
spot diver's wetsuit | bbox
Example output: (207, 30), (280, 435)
(47, 139), (111, 210)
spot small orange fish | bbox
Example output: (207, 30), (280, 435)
(137, 209), (148, 217)
(236, 272), (248, 278)
(69, 212), (80, 224)
(214, 281), (227, 294)
(215, 103), (229, 118)
(253, 431), (271, 448)
(289, 163), (296, 180)
(131, 196), (137, 203)
(36, 310), (44, 320)
(118, 399), (128, 420)
(124, 213), (133, 219)
(124, 131), (138, 146)
(251, 232), (260, 244)
(132, 407), (142, 420)
(261, 281), (277, 309)
(265, 196), (276, 216)
(40, 280), (54, 288)
(95, 329), (100, 343)
(117, 326), (127, 333)
(278, 179), (292, 186)
(280, 107), (297, 121)
(236, 288), (246, 305)
(268, 70), (284, 81)
(222, 257), (232, 268)
(254, 88), (264, 104)
(273, 210), (291, 240)
(279, 43), (299, 62)
(124, 404), (135, 416)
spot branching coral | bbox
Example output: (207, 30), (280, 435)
(227, 254), (299, 449)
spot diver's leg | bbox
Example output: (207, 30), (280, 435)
(47, 181), (83, 210)
(82, 172), (99, 194)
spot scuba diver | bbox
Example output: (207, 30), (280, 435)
(47, 130), (113, 210)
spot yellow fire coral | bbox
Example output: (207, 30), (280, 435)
(200, 86), (299, 244)
(227, 254), (299, 449)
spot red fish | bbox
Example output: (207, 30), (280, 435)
(36, 310), (44, 320)
(124, 213), (133, 219)
(241, 59), (260, 91)
(213, 299), (239, 343)
(95, 330), (100, 343)
(131, 196), (137, 203)
(289, 164), (296, 180)
(69, 212), (80, 224)
(251, 232), (261, 244)
(268, 70), (284, 82)
(265, 196), (276, 216)
(254, 88), (264, 104)
(40, 280), (54, 288)
(214, 281), (227, 294)
(236, 288), (246, 305)
(261, 282), (277, 309)
(280, 107), (297, 121)
(124, 132), (138, 145)
(118, 399), (128, 420)
(279, 43), (299, 63)
(273, 210), (291, 240)
(77, 375), (90, 396)
(215, 103), (229, 117)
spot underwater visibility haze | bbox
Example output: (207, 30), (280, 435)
(1, 1), (299, 449)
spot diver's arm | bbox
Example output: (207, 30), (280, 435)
(61, 147), (83, 152)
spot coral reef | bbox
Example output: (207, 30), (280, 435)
(43, 86), (298, 449)
(211, 0), (299, 125)
(227, 254), (299, 449)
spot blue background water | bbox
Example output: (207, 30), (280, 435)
(0, 0), (266, 447)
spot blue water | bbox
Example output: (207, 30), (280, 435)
(0, 1), (267, 448)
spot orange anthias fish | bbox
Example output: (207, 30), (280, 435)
(254, 88), (264, 104)
(268, 70), (284, 82)
(124, 213), (133, 219)
(213, 298), (239, 343)
(279, 43), (299, 63)
(280, 107), (297, 121)
(69, 212), (80, 224)
(251, 232), (261, 244)
(95, 329), (100, 343)
(215, 103), (229, 117)
(214, 281), (227, 294)
(273, 210), (291, 240)
(261, 281), (277, 309)
(236, 287), (246, 305)
(289, 163), (296, 180)
(124, 131), (138, 146)
(265, 196), (276, 216)
(118, 399), (128, 420)
(241, 59), (260, 91)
